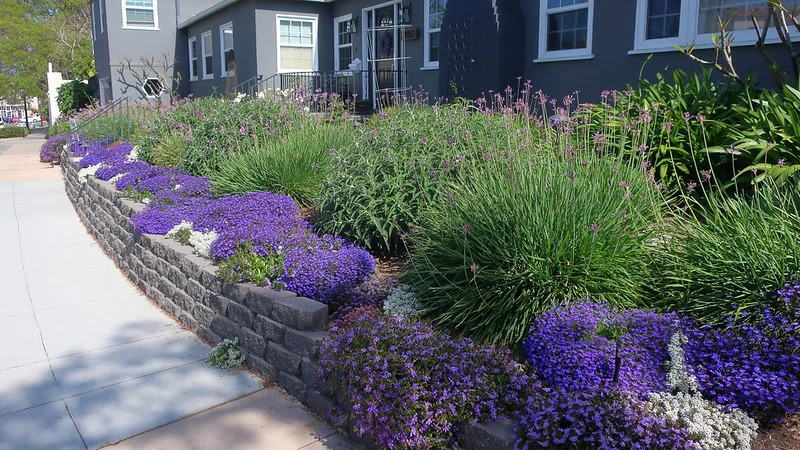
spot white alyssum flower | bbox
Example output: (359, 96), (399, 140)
(646, 392), (758, 450)
(141, 197), (151, 204)
(126, 145), (140, 161)
(383, 285), (421, 318)
(666, 330), (698, 394)
(77, 164), (103, 183)
(167, 220), (193, 238)
(233, 92), (246, 103)
(188, 229), (217, 258)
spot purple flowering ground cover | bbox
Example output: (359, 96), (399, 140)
(73, 138), (374, 307)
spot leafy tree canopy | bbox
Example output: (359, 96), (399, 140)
(0, 0), (94, 99)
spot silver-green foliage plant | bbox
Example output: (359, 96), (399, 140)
(654, 181), (800, 325)
(383, 285), (421, 318)
(211, 124), (351, 206)
(646, 330), (758, 450)
(207, 338), (246, 369)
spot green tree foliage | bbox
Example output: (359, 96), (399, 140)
(0, 0), (93, 98)
(56, 80), (94, 115)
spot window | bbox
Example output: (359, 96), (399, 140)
(122, 0), (158, 29)
(633, 0), (800, 52)
(334, 15), (353, 71)
(91, 3), (97, 40)
(99, 0), (105, 33)
(537, 0), (594, 61)
(188, 37), (198, 80)
(220, 23), (234, 77)
(424, 0), (447, 68)
(201, 31), (213, 79)
(277, 16), (317, 72)
(142, 78), (163, 98)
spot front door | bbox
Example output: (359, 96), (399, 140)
(362, 2), (400, 109)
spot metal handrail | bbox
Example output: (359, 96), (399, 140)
(69, 97), (133, 144)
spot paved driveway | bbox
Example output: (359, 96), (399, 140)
(0, 134), (352, 450)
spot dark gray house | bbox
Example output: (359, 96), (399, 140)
(90, 0), (799, 106)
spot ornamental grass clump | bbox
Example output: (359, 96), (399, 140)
(211, 123), (352, 206)
(653, 181), (800, 325)
(319, 310), (522, 449)
(406, 133), (664, 346)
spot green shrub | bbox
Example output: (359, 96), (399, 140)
(210, 124), (351, 205)
(56, 80), (94, 116)
(406, 144), (664, 346)
(0, 127), (30, 138)
(317, 105), (528, 254)
(652, 181), (800, 325)
(207, 338), (246, 369)
(48, 121), (71, 137)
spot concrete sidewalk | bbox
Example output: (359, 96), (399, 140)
(0, 133), (354, 450)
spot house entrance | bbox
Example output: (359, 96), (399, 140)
(362, 1), (409, 109)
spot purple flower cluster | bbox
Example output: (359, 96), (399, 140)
(77, 141), (133, 168)
(39, 134), (68, 163)
(681, 308), (800, 422)
(114, 163), (210, 198)
(513, 387), (699, 450)
(95, 160), (150, 181)
(329, 274), (397, 324)
(319, 311), (521, 449)
(524, 302), (676, 396)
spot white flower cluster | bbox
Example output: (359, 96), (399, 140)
(166, 221), (217, 258)
(127, 145), (140, 161)
(646, 330), (758, 450)
(77, 164), (102, 183)
(233, 92), (247, 103)
(646, 392), (758, 450)
(666, 330), (699, 394)
(207, 338), (245, 369)
(383, 285), (421, 318)
(108, 173), (125, 184)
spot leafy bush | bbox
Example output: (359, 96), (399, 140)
(406, 142), (664, 346)
(0, 127), (30, 138)
(207, 338), (245, 369)
(654, 181), (800, 324)
(523, 302), (675, 396)
(317, 105), (525, 254)
(56, 80), (94, 116)
(319, 311), (521, 449)
(39, 133), (69, 163)
(211, 124), (352, 206)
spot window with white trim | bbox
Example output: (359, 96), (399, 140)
(334, 15), (353, 71)
(122, 0), (158, 29)
(201, 31), (213, 79)
(99, 0), (105, 33)
(538, 0), (594, 61)
(277, 16), (317, 72)
(91, 3), (97, 40)
(220, 23), (234, 77)
(424, 0), (447, 68)
(188, 36), (198, 80)
(633, 0), (800, 52)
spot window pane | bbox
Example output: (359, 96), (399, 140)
(547, 0), (588, 8)
(126, 0), (153, 7)
(280, 19), (313, 45)
(191, 59), (197, 77)
(126, 8), (154, 26)
(429, 0), (447, 15)
(547, 8), (588, 50)
(281, 46), (313, 70)
(646, 0), (681, 39)
(223, 28), (234, 51)
(697, 0), (797, 33)
(205, 56), (213, 75)
(338, 47), (352, 70)
(429, 30), (440, 62)
(203, 34), (212, 53)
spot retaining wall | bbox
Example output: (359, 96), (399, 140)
(61, 153), (516, 449)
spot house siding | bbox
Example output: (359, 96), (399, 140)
(521, 0), (797, 102)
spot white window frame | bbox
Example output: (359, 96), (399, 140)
(334, 14), (353, 71)
(188, 36), (198, 81)
(276, 15), (319, 73)
(91, 3), (97, 40)
(536, 0), (595, 63)
(121, 0), (159, 30)
(143, 78), (164, 99)
(99, 0), (105, 33)
(201, 31), (214, 80)
(631, 0), (800, 54)
(219, 22), (234, 77)
(423, 0), (446, 69)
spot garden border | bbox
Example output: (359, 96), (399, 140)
(61, 151), (517, 449)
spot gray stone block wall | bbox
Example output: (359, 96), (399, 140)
(61, 153), (516, 449)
